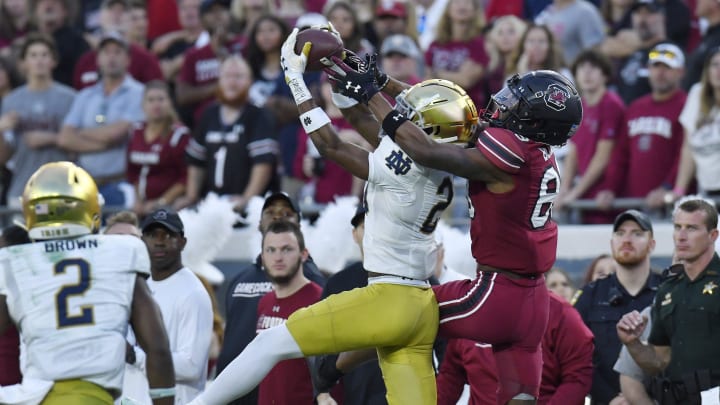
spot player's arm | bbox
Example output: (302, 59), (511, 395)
(617, 309), (671, 375)
(130, 275), (176, 405)
(283, 29), (370, 180)
(366, 92), (512, 185)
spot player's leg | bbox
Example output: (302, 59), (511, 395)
(288, 283), (439, 405)
(41, 380), (113, 405)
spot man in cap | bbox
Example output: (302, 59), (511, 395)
(379, 34), (422, 86)
(72, 0), (163, 89)
(573, 209), (663, 404)
(597, 43), (687, 212)
(136, 209), (213, 403)
(216, 192), (325, 405)
(372, 1), (410, 47)
(617, 196), (720, 404)
(58, 30), (145, 209)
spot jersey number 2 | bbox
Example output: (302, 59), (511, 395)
(55, 258), (94, 328)
(421, 177), (454, 233)
(530, 165), (560, 229)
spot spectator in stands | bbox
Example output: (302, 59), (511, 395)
(104, 209), (142, 236)
(573, 209), (663, 404)
(312, 204), (387, 404)
(617, 197), (720, 404)
(216, 192), (326, 405)
(127, 80), (190, 215)
(379, 34), (423, 86)
(506, 24), (568, 79)
(556, 50), (623, 224)
(425, 0), (489, 107)
(437, 292), (594, 404)
(58, 31), (145, 208)
(72, 0), (162, 89)
(0, 224), (30, 387)
(673, 47), (720, 202)
(0, 56), (21, 106)
(126, 0), (149, 48)
(598, 43), (687, 212)
(601, 0), (690, 61)
(30, 0), (90, 87)
(229, 0), (270, 42)
(294, 80), (365, 205)
(683, 0), (720, 89)
(178, 56), (278, 212)
(146, 0), (182, 42)
(582, 253), (617, 286)
(615, 0), (669, 105)
(534, 0), (606, 66)
(372, 0), (416, 49)
(484, 15), (527, 96)
(246, 15), (289, 107)
(0, 34), (75, 208)
(0, 0), (30, 54)
(324, 1), (374, 58)
(176, 0), (242, 125)
(255, 220), (324, 404)
(613, 305), (656, 405)
(138, 208), (213, 403)
(151, 0), (207, 82)
(545, 267), (575, 303)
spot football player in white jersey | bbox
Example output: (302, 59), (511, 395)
(0, 162), (175, 405)
(188, 29), (478, 405)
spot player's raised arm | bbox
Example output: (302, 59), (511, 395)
(130, 275), (176, 405)
(282, 28), (370, 180)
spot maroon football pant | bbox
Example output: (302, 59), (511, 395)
(433, 271), (550, 404)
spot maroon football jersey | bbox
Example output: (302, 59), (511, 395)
(256, 282), (322, 405)
(469, 128), (559, 275)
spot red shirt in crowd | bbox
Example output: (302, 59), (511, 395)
(425, 36), (490, 108)
(604, 89), (687, 198)
(73, 44), (164, 90)
(146, 0), (181, 41)
(293, 117), (354, 204)
(436, 293), (594, 405)
(126, 123), (191, 200)
(256, 282), (323, 405)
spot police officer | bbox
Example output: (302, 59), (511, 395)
(573, 209), (663, 404)
(617, 197), (720, 404)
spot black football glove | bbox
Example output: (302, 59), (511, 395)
(310, 354), (343, 393)
(324, 55), (381, 105)
(365, 52), (389, 90)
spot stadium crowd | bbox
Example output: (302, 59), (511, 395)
(0, 0), (719, 404)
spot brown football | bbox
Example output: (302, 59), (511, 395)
(294, 28), (345, 71)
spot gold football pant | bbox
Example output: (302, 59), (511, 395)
(42, 380), (113, 405)
(286, 282), (439, 405)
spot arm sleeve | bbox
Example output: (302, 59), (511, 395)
(475, 129), (526, 174)
(436, 339), (467, 405)
(171, 290), (214, 383)
(546, 302), (594, 404)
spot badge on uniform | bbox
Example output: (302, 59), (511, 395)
(570, 290), (582, 306)
(661, 292), (672, 306)
(703, 281), (718, 295)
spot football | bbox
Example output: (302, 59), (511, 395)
(295, 28), (345, 71)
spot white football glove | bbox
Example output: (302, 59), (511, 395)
(281, 28), (313, 104)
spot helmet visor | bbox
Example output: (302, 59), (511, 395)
(491, 84), (521, 113)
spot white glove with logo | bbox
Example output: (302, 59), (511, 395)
(281, 28), (312, 105)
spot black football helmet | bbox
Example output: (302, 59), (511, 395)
(483, 70), (582, 146)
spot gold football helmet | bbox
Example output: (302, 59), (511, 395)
(22, 162), (102, 240)
(395, 79), (479, 145)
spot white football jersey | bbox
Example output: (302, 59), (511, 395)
(364, 135), (452, 280)
(0, 234), (150, 395)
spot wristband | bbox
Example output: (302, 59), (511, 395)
(331, 91), (359, 109)
(286, 74), (312, 105)
(149, 387), (175, 399)
(299, 107), (332, 134)
(382, 110), (409, 141)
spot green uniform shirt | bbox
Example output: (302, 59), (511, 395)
(649, 254), (720, 380)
